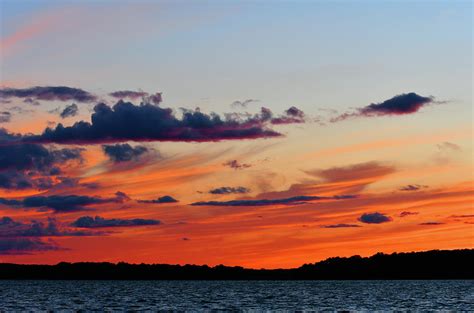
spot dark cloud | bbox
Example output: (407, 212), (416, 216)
(110, 91), (163, 105)
(0, 237), (59, 255)
(209, 186), (250, 194)
(321, 223), (361, 228)
(0, 216), (95, 237)
(399, 184), (428, 192)
(191, 195), (356, 207)
(270, 106), (306, 125)
(358, 212), (392, 224)
(223, 160), (252, 170)
(71, 216), (160, 228)
(419, 222), (444, 226)
(26, 100), (290, 144)
(0, 112), (11, 123)
(109, 90), (149, 100)
(102, 143), (149, 163)
(399, 211), (419, 217)
(332, 93), (434, 122)
(0, 193), (127, 213)
(0, 86), (97, 103)
(138, 195), (178, 204)
(231, 99), (259, 108)
(60, 103), (79, 118)
(0, 129), (83, 190)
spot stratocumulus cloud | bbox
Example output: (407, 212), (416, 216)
(60, 103), (79, 118)
(71, 216), (160, 228)
(137, 195), (178, 204)
(0, 86), (97, 103)
(0, 216), (95, 237)
(191, 195), (356, 206)
(102, 143), (148, 163)
(109, 90), (149, 99)
(358, 212), (392, 224)
(332, 93), (434, 122)
(321, 223), (361, 228)
(110, 91), (163, 105)
(0, 238), (59, 254)
(223, 160), (252, 170)
(0, 193), (128, 213)
(209, 186), (250, 194)
(0, 129), (83, 190)
(24, 101), (303, 144)
(0, 112), (11, 123)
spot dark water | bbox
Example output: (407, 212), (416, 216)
(0, 280), (473, 311)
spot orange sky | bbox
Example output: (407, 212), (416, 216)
(0, 116), (472, 267)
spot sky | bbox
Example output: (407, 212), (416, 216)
(0, 0), (472, 268)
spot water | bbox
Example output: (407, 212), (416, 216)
(0, 280), (472, 311)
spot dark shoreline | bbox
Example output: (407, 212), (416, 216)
(1, 249), (472, 280)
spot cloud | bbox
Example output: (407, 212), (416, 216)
(0, 238), (59, 255)
(109, 90), (149, 100)
(270, 106), (306, 125)
(0, 129), (83, 190)
(331, 93), (434, 122)
(109, 90), (163, 105)
(191, 195), (356, 206)
(358, 212), (392, 224)
(399, 211), (419, 217)
(399, 184), (428, 192)
(419, 221), (444, 226)
(308, 161), (395, 183)
(305, 161), (395, 194)
(0, 193), (127, 213)
(23, 98), (41, 106)
(26, 100), (291, 144)
(71, 216), (160, 228)
(437, 142), (462, 152)
(138, 195), (178, 204)
(0, 216), (95, 237)
(223, 160), (252, 170)
(209, 186), (250, 194)
(0, 86), (97, 103)
(450, 214), (474, 219)
(321, 223), (361, 228)
(102, 143), (149, 163)
(60, 103), (79, 118)
(0, 112), (11, 123)
(231, 99), (259, 108)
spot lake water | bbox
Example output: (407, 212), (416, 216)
(0, 280), (472, 311)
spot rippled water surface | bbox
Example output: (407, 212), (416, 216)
(0, 280), (473, 311)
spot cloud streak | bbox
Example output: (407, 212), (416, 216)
(71, 216), (160, 228)
(0, 86), (97, 103)
(0, 216), (95, 237)
(191, 195), (356, 206)
(0, 193), (128, 213)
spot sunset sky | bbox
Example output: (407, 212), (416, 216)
(0, 0), (472, 268)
